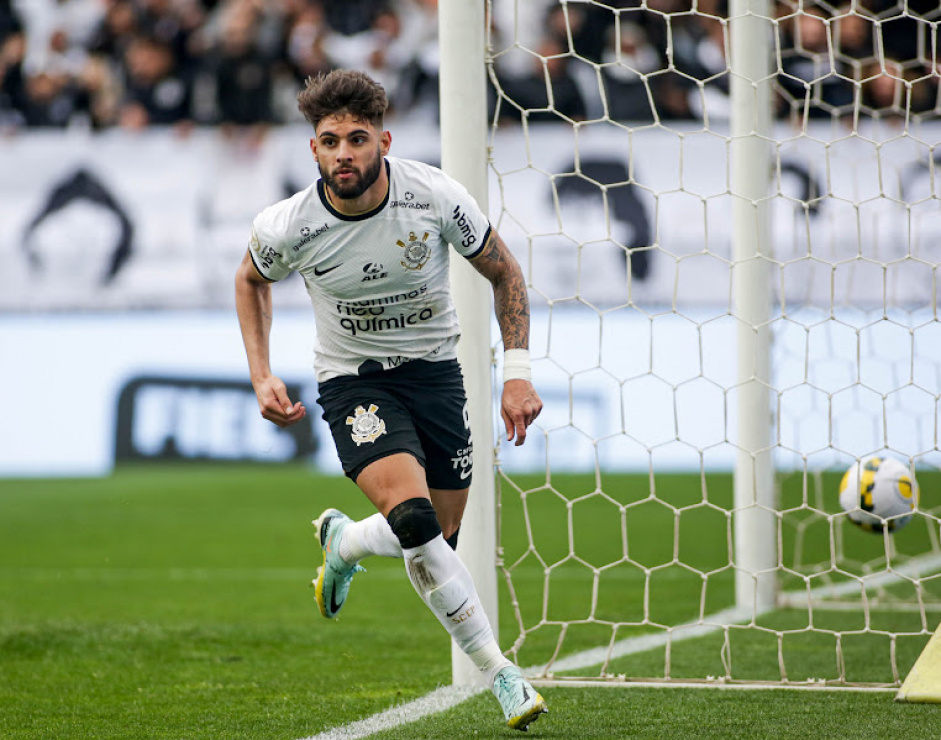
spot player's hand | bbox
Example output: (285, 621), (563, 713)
(253, 375), (307, 428)
(501, 379), (542, 446)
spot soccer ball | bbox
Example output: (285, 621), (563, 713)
(838, 456), (919, 533)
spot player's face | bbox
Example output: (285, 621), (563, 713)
(312, 115), (391, 202)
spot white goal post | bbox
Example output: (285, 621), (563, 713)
(438, 0), (498, 687)
(729, 0), (776, 617)
(442, 0), (941, 690)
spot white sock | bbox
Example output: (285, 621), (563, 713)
(339, 513), (403, 562)
(470, 642), (515, 688)
(402, 534), (512, 683)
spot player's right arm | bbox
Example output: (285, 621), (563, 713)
(235, 249), (306, 428)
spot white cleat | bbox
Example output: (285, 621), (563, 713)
(312, 508), (364, 619)
(492, 665), (548, 731)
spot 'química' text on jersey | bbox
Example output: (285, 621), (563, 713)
(249, 157), (491, 381)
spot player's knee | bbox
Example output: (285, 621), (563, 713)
(445, 526), (460, 551)
(387, 497), (441, 549)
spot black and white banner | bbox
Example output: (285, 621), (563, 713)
(1, 121), (939, 312)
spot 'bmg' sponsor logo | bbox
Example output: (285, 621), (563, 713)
(451, 206), (477, 249)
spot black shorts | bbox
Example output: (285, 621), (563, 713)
(316, 359), (473, 489)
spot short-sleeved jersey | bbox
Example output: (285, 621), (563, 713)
(249, 157), (492, 382)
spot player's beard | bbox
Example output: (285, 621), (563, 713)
(322, 147), (383, 201)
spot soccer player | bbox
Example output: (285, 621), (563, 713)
(234, 69), (548, 731)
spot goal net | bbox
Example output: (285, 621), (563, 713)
(483, 0), (941, 689)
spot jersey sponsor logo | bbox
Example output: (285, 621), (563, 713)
(384, 343), (442, 369)
(334, 286), (433, 335)
(346, 403), (386, 445)
(314, 263), (342, 276)
(397, 231), (431, 270)
(256, 243), (281, 271)
(389, 190), (430, 210)
(361, 262), (388, 281)
(293, 223), (329, 251)
(338, 308), (434, 336)
(451, 205), (478, 250)
(335, 285), (427, 315)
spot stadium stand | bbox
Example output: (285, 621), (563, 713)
(1, 0), (936, 132)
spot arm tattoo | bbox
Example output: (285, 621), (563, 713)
(473, 231), (530, 350)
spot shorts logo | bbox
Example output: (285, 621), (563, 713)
(397, 231), (431, 270)
(346, 404), (386, 445)
(451, 403), (473, 479)
(451, 445), (473, 480)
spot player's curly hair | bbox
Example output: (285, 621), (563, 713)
(297, 69), (389, 131)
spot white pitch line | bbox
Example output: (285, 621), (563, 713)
(777, 552), (941, 607)
(297, 556), (941, 739)
(295, 685), (486, 740)
(295, 607), (753, 740)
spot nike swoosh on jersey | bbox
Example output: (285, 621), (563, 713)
(447, 598), (470, 618)
(314, 263), (342, 276)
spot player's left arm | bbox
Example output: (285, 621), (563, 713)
(469, 229), (542, 446)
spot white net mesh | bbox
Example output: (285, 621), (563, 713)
(486, 0), (941, 687)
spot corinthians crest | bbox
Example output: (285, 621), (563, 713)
(346, 404), (386, 445)
(396, 231), (431, 270)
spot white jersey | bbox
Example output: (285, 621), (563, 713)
(248, 157), (492, 382)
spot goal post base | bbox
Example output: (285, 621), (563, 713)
(529, 678), (897, 693)
(896, 623), (941, 703)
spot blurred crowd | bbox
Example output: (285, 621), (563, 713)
(496, 0), (939, 125)
(0, 0), (937, 133)
(0, 0), (441, 132)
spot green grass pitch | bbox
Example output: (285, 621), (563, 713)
(1, 465), (939, 739)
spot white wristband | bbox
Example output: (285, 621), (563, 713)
(503, 348), (532, 382)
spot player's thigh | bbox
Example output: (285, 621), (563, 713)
(317, 378), (425, 482)
(356, 452), (431, 516)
